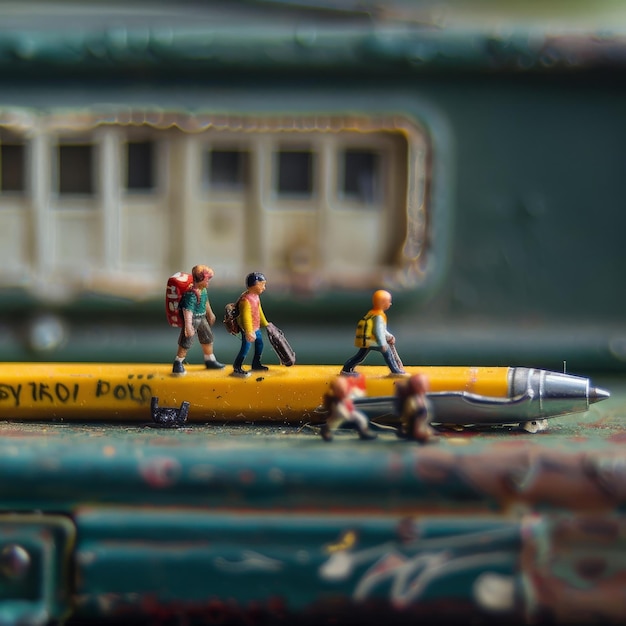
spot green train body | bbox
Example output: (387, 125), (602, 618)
(0, 2), (624, 370)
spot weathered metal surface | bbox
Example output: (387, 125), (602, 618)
(0, 515), (74, 625)
(0, 9), (623, 76)
(0, 379), (620, 623)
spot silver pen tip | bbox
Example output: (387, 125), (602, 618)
(589, 386), (611, 404)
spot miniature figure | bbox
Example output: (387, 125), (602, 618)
(150, 396), (190, 428)
(320, 375), (377, 441)
(225, 285), (296, 368)
(395, 373), (437, 443)
(172, 265), (224, 375)
(232, 272), (271, 378)
(341, 290), (406, 376)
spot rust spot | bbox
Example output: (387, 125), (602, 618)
(396, 517), (419, 544)
(608, 432), (626, 443)
(574, 517), (620, 540)
(414, 448), (456, 482)
(138, 457), (182, 488)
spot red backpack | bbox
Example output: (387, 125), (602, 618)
(165, 272), (194, 328)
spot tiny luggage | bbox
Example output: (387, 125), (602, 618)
(266, 322), (296, 367)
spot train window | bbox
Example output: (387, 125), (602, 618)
(341, 149), (380, 204)
(208, 149), (248, 191)
(277, 149), (314, 196)
(0, 143), (25, 193)
(58, 144), (93, 195)
(126, 141), (154, 191)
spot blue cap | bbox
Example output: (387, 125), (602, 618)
(246, 272), (266, 287)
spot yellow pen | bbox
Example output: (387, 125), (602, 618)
(0, 363), (609, 426)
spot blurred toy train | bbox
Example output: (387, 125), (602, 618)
(0, 0), (625, 369)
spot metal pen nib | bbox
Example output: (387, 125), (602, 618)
(356, 368), (611, 428)
(589, 386), (611, 404)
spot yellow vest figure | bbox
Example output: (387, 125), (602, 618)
(355, 310), (388, 348)
(342, 290), (406, 376)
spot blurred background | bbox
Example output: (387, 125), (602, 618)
(0, 0), (625, 372)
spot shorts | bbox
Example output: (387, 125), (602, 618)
(178, 316), (214, 350)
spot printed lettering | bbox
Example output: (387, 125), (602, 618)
(95, 379), (152, 405)
(26, 382), (80, 405)
(113, 385), (127, 400)
(55, 383), (69, 403)
(139, 384), (152, 402)
(0, 384), (21, 407)
(38, 383), (54, 403)
(53, 383), (78, 403)
(96, 380), (110, 397)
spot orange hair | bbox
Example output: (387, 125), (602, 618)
(192, 265), (214, 283)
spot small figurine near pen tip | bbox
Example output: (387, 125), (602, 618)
(319, 372), (437, 443)
(320, 374), (377, 441)
(395, 373), (437, 443)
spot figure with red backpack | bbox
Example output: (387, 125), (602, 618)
(168, 265), (225, 375)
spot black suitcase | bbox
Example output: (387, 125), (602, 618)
(266, 322), (296, 366)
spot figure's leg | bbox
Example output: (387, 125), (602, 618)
(251, 330), (268, 370)
(413, 409), (437, 443)
(341, 348), (370, 375)
(349, 409), (377, 440)
(173, 327), (190, 374)
(197, 318), (225, 369)
(321, 410), (344, 442)
(233, 333), (252, 376)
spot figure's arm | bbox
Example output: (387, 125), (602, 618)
(182, 306), (195, 337)
(373, 315), (393, 350)
(239, 299), (255, 341)
(204, 298), (216, 326)
(259, 302), (269, 328)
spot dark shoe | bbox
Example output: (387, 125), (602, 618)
(172, 360), (186, 375)
(320, 424), (333, 442)
(205, 360), (225, 370)
(252, 362), (269, 371)
(340, 369), (358, 377)
(231, 368), (250, 378)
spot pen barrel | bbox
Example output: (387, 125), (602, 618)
(0, 363), (599, 422)
(0, 363), (513, 421)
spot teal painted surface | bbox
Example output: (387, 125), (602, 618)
(74, 510), (521, 619)
(0, 376), (621, 621)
